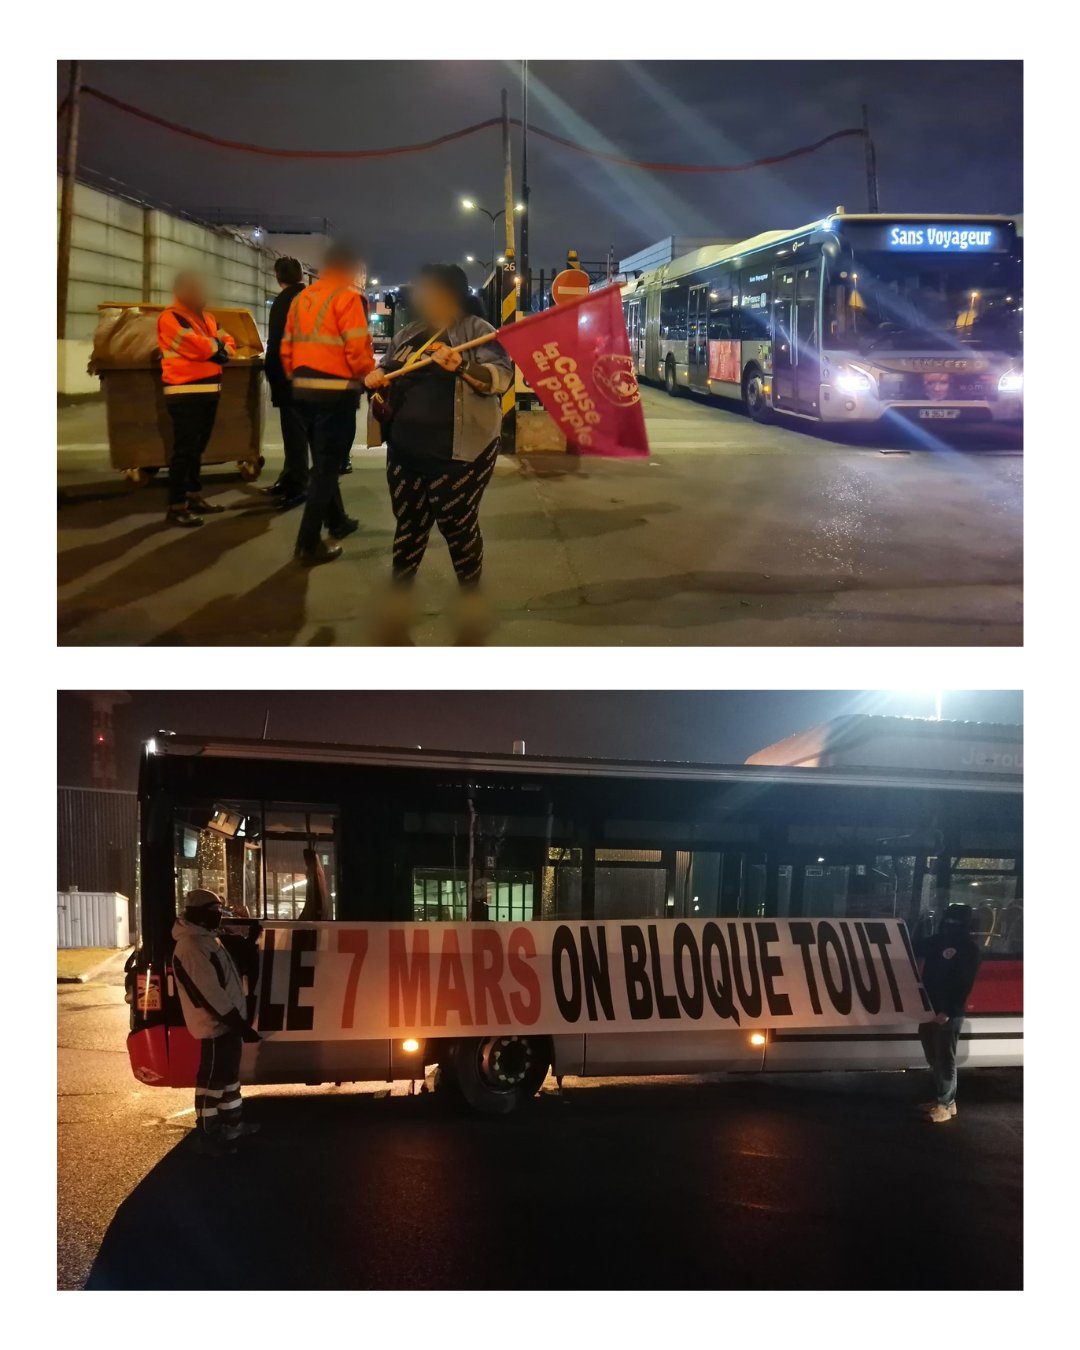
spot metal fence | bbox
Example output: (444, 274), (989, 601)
(57, 786), (138, 927)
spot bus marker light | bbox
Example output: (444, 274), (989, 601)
(750, 1033), (766, 1047)
(402, 1038), (420, 1053)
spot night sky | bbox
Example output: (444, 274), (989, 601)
(57, 691), (1023, 791)
(59, 60), (1023, 281)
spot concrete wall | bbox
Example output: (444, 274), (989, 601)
(58, 177), (279, 395)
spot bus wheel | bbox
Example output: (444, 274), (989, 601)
(449, 1035), (551, 1115)
(743, 367), (771, 422)
(664, 356), (679, 397)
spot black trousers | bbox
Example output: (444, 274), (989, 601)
(387, 439), (498, 588)
(195, 1030), (243, 1133)
(165, 395), (219, 505)
(294, 398), (356, 551)
(278, 402), (310, 493)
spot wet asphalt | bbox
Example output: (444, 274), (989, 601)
(59, 973), (1022, 1290)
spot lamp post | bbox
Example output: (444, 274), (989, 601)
(461, 198), (524, 322)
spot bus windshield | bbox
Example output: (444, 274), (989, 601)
(824, 253), (1022, 355)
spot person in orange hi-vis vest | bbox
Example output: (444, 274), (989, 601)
(280, 241), (376, 566)
(156, 272), (237, 528)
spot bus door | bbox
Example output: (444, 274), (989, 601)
(687, 283), (709, 389)
(771, 267), (796, 409)
(626, 299), (644, 375)
(794, 261), (822, 415)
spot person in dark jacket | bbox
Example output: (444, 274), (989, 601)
(915, 902), (981, 1123)
(263, 257), (310, 510)
(364, 262), (512, 642)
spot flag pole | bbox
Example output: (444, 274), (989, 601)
(379, 333), (497, 382)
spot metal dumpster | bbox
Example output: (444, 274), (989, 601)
(94, 302), (266, 485)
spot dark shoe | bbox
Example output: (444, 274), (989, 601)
(340, 462), (353, 475)
(221, 1120), (261, 1141)
(276, 492), (307, 513)
(295, 540), (343, 567)
(262, 480), (288, 496)
(187, 494), (225, 515)
(328, 517), (359, 540)
(195, 1131), (237, 1156)
(165, 508), (204, 529)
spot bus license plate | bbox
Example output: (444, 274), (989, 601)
(919, 408), (960, 419)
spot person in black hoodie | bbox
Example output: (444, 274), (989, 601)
(263, 257), (309, 510)
(915, 902), (981, 1123)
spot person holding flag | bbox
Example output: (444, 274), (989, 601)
(365, 263), (512, 641)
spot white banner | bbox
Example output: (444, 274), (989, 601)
(248, 918), (932, 1041)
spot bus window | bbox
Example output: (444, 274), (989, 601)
(541, 847), (582, 921)
(172, 801), (340, 921)
(735, 268), (770, 341)
(595, 859), (668, 920)
(659, 283), (687, 341)
(916, 856), (1021, 954)
(400, 792), (574, 922)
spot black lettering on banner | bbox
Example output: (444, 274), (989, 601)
(755, 921), (792, 1017)
(287, 927), (317, 1031)
(895, 921), (933, 1012)
(647, 924), (680, 1020)
(551, 925), (582, 1022)
(673, 923), (704, 1019)
(866, 921), (906, 1013)
(257, 930), (285, 1032)
(581, 926), (615, 1022)
(702, 922), (740, 1024)
(789, 922), (822, 1015)
(817, 922), (852, 1014)
(841, 921), (881, 1014)
(621, 925), (653, 1020)
(727, 922), (762, 1018)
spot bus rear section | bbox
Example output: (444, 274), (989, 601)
(126, 723), (1022, 1113)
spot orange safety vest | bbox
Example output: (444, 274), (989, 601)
(157, 304), (236, 394)
(280, 270), (375, 398)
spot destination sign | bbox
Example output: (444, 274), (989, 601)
(886, 224), (1001, 252)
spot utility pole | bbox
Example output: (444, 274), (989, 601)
(57, 60), (82, 339)
(862, 103), (880, 213)
(520, 60), (531, 313)
(501, 88), (515, 261)
(499, 87), (518, 451)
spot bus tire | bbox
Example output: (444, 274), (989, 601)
(664, 356), (680, 397)
(448, 1035), (551, 1115)
(743, 366), (771, 422)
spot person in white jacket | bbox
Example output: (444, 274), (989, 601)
(172, 890), (261, 1153)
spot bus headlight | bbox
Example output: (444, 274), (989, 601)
(835, 367), (873, 393)
(998, 370), (1023, 393)
(750, 1032), (767, 1047)
(402, 1038), (421, 1054)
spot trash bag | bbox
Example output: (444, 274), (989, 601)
(108, 310), (163, 367)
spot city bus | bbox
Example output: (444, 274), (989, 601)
(125, 716), (1021, 1113)
(620, 213), (1023, 426)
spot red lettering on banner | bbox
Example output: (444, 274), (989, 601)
(507, 926), (541, 1025)
(388, 929), (430, 1028)
(434, 930), (474, 1027)
(471, 928), (511, 1025)
(337, 929), (370, 1030)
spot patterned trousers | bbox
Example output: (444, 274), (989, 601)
(387, 439), (498, 588)
(195, 1030), (243, 1133)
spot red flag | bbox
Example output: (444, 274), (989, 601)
(497, 284), (650, 458)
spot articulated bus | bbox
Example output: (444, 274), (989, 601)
(621, 213), (1023, 427)
(126, 717), (1021, 1113)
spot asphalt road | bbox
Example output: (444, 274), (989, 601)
(57, 387), (1022, 646)
(59, 972), (1022, 1290)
